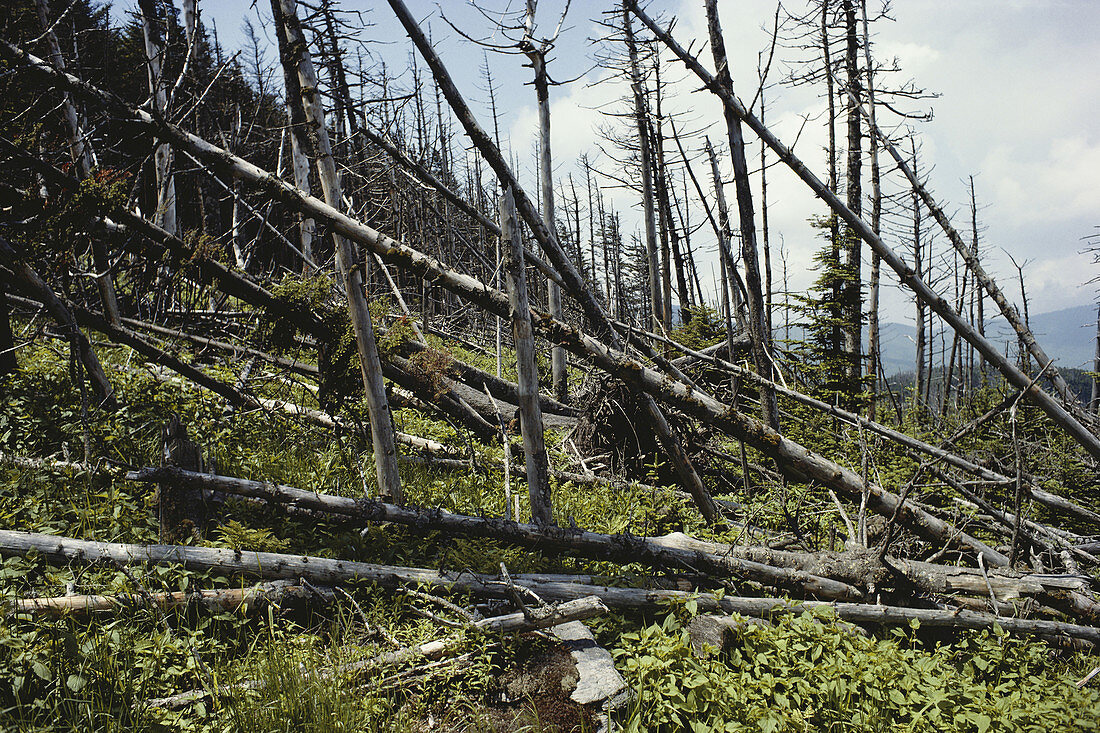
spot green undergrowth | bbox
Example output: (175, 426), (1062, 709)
(615, 599), (1100, 733)
(2, 332), (1099, 730)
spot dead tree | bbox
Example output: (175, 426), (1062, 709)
(704, 0), (780, 431)
(501, 186), (553, 526)
(622, 5), (663, 333)
(519, 0), (570, 403)
(860, 0), (882, 419)
(840, 0), (863, 397)
(911, 140), (926, 409)
(273, 0), (402, 501)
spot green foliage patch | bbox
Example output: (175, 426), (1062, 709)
(616, 602), (1100, 733)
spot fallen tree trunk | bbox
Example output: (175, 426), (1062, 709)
(1, 529), (1097, 643)
(5, 580), (323, 617)
(123, 466), (878, 602)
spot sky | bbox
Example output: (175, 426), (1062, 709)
(111, 0), (1100, 331)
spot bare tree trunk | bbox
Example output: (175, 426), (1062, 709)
(760, 93), (773, 338)
(271, 2), (316, 271)
(841, 0), (863, 400)
(137, 0), (177, 238)
(36, 0), (121, 325)
(970, 176), (985, 385)
(651, 63), (673, 331)
(821, 0), (841, 346)
(704, 0), (779, 430)
(501, 186), (553, 526)
(861, 0), (881, 420)
(912, 141), (925, 410)
(706, 139), (746, 336)
(274, 0), (401, 501)
(526, 48), (568, 402)
(623, 7), (663, 333)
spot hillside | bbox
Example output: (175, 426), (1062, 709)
(2, 1), (1100, 731)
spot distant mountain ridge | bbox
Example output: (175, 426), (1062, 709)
(874, 304), (1097, 376)
(769, 304), (1097, 377)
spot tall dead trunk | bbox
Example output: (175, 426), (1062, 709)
(841, 0), (863, 400)
(860, 0), (881, 419)
(760, 92), (773, 338)
(821, 0), (841, 341)
(501, 186), (553, 526)
(137, 0), (177, 239)
(704, 0), (779, 430)
(912, 142), (925, 410)
(623, 7), (663, 332)
(705, 139), (747, 334)
(970, 176), (985, 385)
(651, 61), (674, 331)
(270, 2), (316, 271)
(525, 47), (568, 402)
(274, 0), (401, 501)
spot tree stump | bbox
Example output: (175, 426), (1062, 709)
(159, 414), (205, 544)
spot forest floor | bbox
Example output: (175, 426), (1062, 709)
(2, 332), (1100, 732)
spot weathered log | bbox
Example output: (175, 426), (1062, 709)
(126, 467), (864, 600)
(5, 580), (321, 617)
(1, 529), (1097, 644)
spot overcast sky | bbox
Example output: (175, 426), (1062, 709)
(114, 0), (1100, 327)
